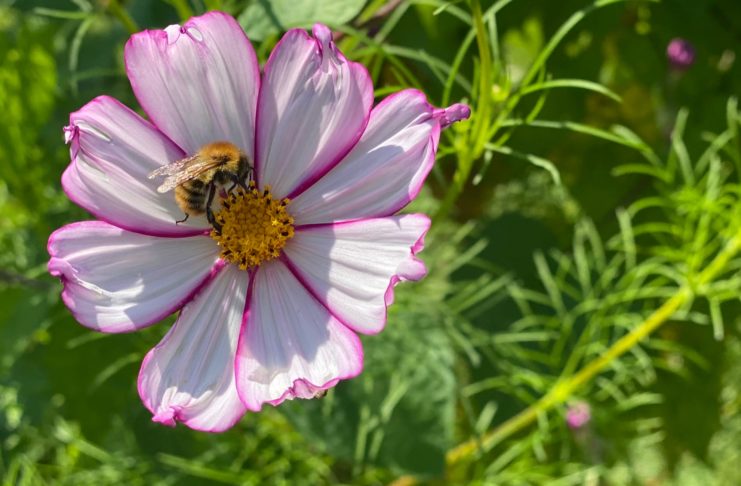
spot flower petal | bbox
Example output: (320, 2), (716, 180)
(291, 89), (470, 224)
(63, 96), (209, 236)
(256, 24), (373, 199)
(138, 264), (248, 432)
(235, 260), (363, 410)
(47, 221), (221, 333)
(283, 215), (429, 335)
(125, 11), (260, 157)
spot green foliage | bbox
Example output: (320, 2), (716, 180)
(449, 98), (741, 483)
(238, 0), (366, 40)
(0, 15), (61, 274)
(3, 0), (741, 485)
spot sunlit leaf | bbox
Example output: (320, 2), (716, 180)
(238, 0), (366, 40)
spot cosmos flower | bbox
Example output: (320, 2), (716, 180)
(47, 12), (469, 431)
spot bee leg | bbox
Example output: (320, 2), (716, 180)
(228, 173), (248, 192)
(207, 206), (222, 233)
(205, 183), (222, 232)
(176, 213), (189, 224)
(241, 168), (254, 189)
(207, 207), (221, 232)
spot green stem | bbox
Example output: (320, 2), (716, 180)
(434, 0), (491, 222)
(446, 227), (741, 466)
(435, 0), (635, 223)
(106, 0), (138, 34)
(167, 0), (195, 21)
(434, 150), (472, 224)
(203, 0), (222, 10)
(487, 0), (632, 146)
(469, 0), (493, 157)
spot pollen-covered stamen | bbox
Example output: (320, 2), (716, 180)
(210, 182), (294, 270)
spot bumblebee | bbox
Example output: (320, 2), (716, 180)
(148, 141), (252, 227)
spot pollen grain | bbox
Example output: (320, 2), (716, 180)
(210, 182), (294, 270)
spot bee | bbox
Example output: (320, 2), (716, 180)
(148, 141), (252, 227)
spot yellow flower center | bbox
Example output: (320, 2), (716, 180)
(210, 182), (294, 270)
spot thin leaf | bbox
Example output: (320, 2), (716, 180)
(519, 79), (621, 102)
(485, 144), (561, 185)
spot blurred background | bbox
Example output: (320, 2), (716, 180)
(1, 0), (741, 484)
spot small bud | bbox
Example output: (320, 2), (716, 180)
(667, 38), (696, 71)
(566, 401), (591, 430)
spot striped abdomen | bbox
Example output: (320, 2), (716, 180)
(175, 178), (208, 215)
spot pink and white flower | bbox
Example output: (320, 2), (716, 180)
(48, 12), (469, 431)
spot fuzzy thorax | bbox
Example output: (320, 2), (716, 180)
(210, 182), (294, 269)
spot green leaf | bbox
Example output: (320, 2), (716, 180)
(519, 78), (622, 102)
(485, 144), (562, 186)
(238, 0), (366, 40)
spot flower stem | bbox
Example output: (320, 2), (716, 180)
(203, 0), (222, 10)
(434, 0), (647, 224)
(166, 0), (195, 21)
(446, 226), (741, 466)
(106, 0), (138, 35)
(434, 0), (491, 223)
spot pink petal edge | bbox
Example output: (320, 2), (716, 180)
(138, 264), (248, 432)
(254, 23), (373, 199)
(62, 95), (208, 238)
(283, 214), (431, 336)
(289, 89), (470, 224)
(235, 265), (364, 411)
(124, 11), (260, 158)
(283, 24), (374, 200)
(47, 221), (223, 333)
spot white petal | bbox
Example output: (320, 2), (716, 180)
(235, 260), (363, 410)
(63, 96), (209, 235)
(283, 215), (429, 335)
(138, 264), (248, 432)
(256, 24), (373, 199)
(125, 11), (260, 156)
(48, 221), (220, 333)
(291, 89), (470, 224)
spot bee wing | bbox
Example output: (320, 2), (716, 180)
(149, 155), (222, 193)
(148, 156), (198, 178)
